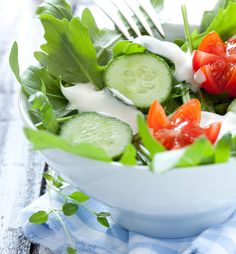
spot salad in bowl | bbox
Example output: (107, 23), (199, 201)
(11, 0), (236, 238)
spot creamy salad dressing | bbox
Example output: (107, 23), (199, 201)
(61, 83), (139, 133)
(108, 88), (134, 106)
(133, 36), (200, 90)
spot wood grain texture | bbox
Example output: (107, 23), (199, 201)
(0, 0), (47, 253)
(0, 0), (81, 252)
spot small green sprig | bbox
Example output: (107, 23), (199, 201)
(29, 172), (111, 254)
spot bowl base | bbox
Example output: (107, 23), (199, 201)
(111, 206), (236, 238)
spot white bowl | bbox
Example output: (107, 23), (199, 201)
(19, 90), (236, 238)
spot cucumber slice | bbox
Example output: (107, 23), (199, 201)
(104, 54), (172, 108)
(60, 112), (133, 158)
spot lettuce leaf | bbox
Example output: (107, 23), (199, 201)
(9, 41), (21, 84)
(29, 91), (59, 133)
(35, 14), (104, 89)
(112, 41), (146, 57)
(35, 0), (73, 20)
(119, 144), (137, 165)
(24, 128), (112, 162)
(200, 0), (231, 32)
(153, 134), (236, 173)
(183, 1), (236, 50)
(21, 66), (69, 117)
(137, 114), (166, 158)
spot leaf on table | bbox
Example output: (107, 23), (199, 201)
(43, 172), (53, 181)
(69, 191), (90, 203)
(137, 114), (166, 158)
(81, 8), (122, 66)
(119, 144), (137, 166)
(29, 91), (59, 133)
(96, 212), (111, 217)
(29, 211), (49, 224)
(96, 216), (110, 228)
(35, 14), (104, 89)
(9, 41), (21, 84)
(36, 0), (73, 20)
(67, 247), (77, 254)
(24, 128), (112, 162)
(214, 133), (232, 163)
(176, 137), (214, 167)
(21, 65), (69, 117)
(62, 203), (78, 216)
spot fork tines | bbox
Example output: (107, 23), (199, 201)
(93, 0), (165, 40)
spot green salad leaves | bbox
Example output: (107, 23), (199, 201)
(183, 0), (236, 50)
(153, 134), (236, 174)
(24, 128), (112, 162)
(36, 0), (73, 20)
(9, 0), (236, 172)
(35, 14), (104, 89)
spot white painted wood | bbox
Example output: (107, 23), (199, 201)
(0, 0), (47, 253)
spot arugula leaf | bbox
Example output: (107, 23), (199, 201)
(29, 91), (59, 133)
(36, 0), (73, 20)
(35, 14), (104, 89)
(81, 8), (122, 66)
(9, 42), (21, 84)
(24, 128), (112, 162)
(113, 41), (146, 57)
(176, 137), (214, 167)
(183, 1), (236, 50)
(215, 133), (232, 163)
(119, 144), (137, 165)
(137, 114), (166, 157)
(22, 66), (69, 117)
(200, 0), (231, 32)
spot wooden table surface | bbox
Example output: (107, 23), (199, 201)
(0, 0), (75, 252)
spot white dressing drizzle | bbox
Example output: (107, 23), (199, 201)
(133, 36), (200, 91)
(61, 83), (139, 133)
(194, 69), (206, 84)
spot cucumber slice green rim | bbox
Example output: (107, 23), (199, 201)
(60, 112), (133, 159)
(104, 53), (172, 108)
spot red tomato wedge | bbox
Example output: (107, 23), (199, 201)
(147, 100), (169, 132)
(147, 99), (221, 150)
(204, 122), (222, 144)
(170, 99), (201, 126)
(198, 31), (225, 56)
(192, 50), (224, 72)
(192, 32), (236, 96)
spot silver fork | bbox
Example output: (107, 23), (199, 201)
(93, 0), (165, 40)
